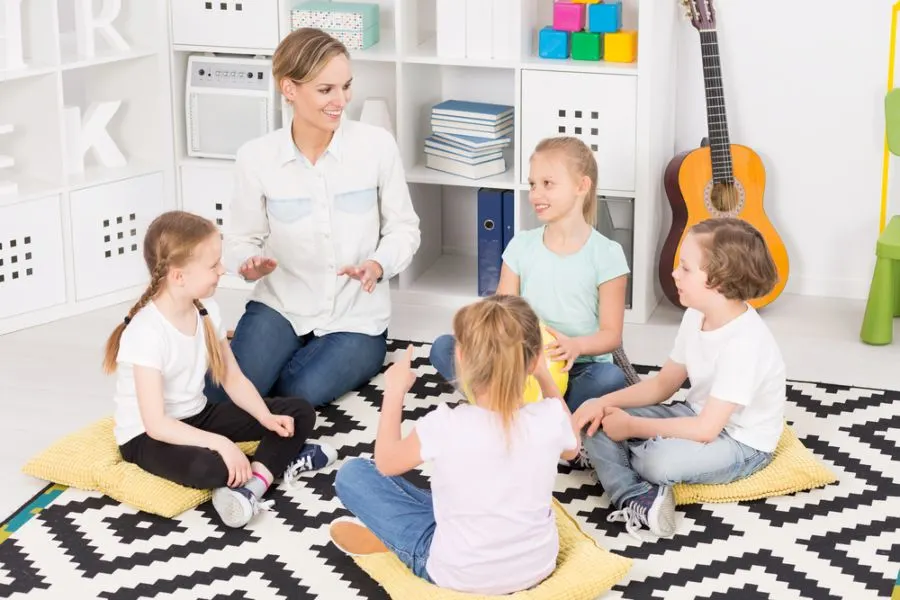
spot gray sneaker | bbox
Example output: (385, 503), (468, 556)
(607, 485), (676, 540)
(211, 486), (273, 528)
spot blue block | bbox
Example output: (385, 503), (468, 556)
(587, 2), (622, 34)
(539, 26), (569, 59)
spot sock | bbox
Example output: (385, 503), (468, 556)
(244, 471), (271, 500)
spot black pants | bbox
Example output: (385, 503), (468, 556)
(119, 397), (315, 490)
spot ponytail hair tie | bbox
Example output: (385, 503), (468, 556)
(199, 308), (208, 316)
(123, 316), (132, 325)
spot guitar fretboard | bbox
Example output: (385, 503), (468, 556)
(699, 29), (733, 183)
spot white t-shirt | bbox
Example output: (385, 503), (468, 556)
(415, 398), (578, 595)
(670, 305), (786, 453)
(112, 299), (227, 445)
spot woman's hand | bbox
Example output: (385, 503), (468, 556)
(544, 326), (582, 372)
(239, 256), (278, 282)
(259, 413), (294, 437)
(338, 260), (383, 293)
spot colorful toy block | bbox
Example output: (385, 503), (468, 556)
(553, 1), (586, 33)
(587, 1), (622, 34)
(539, 26), (569, 59)
(604, 29), (637, 63)
(571, 31), (602, 61)
(571, 0), (600, 3)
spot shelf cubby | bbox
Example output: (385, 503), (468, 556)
(61, 55), (168, 184)
(399, 63), (516, 187)
(345, 61), (397, 127)
(0, 74), (65, 201)
(56, 0), (162, 70)
(396, 183), (481, 305)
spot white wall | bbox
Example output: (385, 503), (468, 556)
(674, 0), (896, 299)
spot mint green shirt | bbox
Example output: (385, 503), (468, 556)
(502, 226), (630, 363)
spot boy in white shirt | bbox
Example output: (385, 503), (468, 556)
(574, 217), (786, 539)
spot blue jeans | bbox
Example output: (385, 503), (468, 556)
(334, 458), (436, 582)
(205, 301), (387, 407)
(429, 333), (626, 411)
(582, 402), (774, 508)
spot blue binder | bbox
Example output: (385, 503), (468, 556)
(501, 190), (515, 251)
(477, 188), (504, 296)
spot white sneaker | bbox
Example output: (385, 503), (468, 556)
(211, 486), (273, 528)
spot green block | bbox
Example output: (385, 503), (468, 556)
(571, 31), (602, 61)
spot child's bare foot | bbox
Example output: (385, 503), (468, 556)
(329, 518), (389, 556)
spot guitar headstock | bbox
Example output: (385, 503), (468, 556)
(679, 0), (717, 31)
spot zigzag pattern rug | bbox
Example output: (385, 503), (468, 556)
(1, 339), (898, 599)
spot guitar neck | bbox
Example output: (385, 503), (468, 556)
(699, 29), (733, 183)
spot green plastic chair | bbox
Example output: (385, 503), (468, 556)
(859, 89), (900, 344)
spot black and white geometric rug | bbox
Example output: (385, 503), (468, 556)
(1, 339), (898, 599)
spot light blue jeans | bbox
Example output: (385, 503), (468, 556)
(334, 457), (436, 583)
(582, 402), (774, 508)
(429, 333), (626, 411)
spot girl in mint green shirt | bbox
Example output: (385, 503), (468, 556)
(430, 136), (630, 411)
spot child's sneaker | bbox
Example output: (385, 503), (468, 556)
(607, 485), (676, 540)
(283, 442), (338, 486)
(211, 486), (274, 528)
(329, 517), (388, 556)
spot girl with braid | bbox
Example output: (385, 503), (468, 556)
(103, 211), (336, 528)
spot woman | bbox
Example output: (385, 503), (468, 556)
(206, 28), (420, 408)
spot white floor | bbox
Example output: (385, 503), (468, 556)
(1, 290), (898, 523)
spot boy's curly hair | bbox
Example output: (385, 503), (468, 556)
(690, 218), (779, 301)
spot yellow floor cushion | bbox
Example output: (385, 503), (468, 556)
(673, 424), (837, 505)
(351, 499), (632, 600)
(21, 416), (259, 518)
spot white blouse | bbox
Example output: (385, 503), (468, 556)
(224, 119), (421, 337)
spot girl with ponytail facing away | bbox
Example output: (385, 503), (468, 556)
(331, 295), (580, 595)
(104, 211), (335, 529)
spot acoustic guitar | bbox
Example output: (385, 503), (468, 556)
(660, 0), (789, 309)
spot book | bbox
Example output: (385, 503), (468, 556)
(425, 154), (507, 179)
(432, 132), (512, 150)
(432, 100), (514, 122)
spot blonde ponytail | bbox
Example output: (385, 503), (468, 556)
(195, 299), (227, 385)
(454, 295), (543, 443)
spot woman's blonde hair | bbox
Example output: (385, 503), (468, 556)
(532, 136), (598, 226)
(102, 211), (226, 385)
(272, 27), (349, 86)
(453, 295), (543, 438)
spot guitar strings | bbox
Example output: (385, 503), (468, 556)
(700, 24), (736, 212)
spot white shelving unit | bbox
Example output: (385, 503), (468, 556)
(171, 0), (679, 323)
(0, 1), (176, 335)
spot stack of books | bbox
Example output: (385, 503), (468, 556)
(424, 100), (513, 179)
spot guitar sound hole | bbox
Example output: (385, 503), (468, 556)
(704, 180), (745, 216)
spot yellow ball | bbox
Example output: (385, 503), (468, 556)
(523, 323), (569, 404)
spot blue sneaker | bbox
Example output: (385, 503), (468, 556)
(607, 485), (676, 540)
(283, 442), (338, 487)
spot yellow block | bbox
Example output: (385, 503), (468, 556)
(604, 30), (637, 63)
(571, 0), (600, 3)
